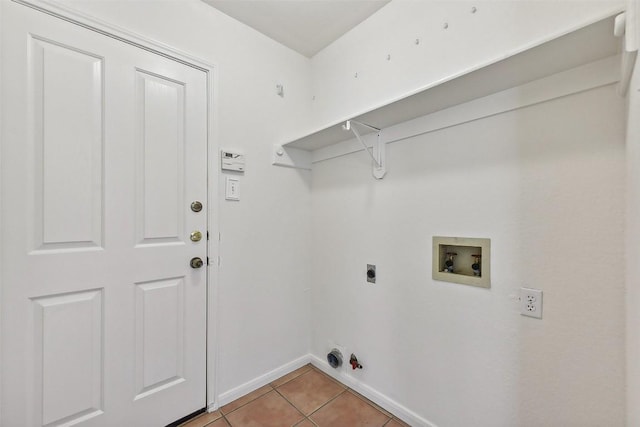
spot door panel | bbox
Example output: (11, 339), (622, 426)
(134, 277), (185, 400)
(1, 3), (209, 426)
(30, 36), (104, 251)
(32, 289), (104, 427)
(135, 70), (185, 245)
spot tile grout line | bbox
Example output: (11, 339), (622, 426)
(271, 365), (314, 389)
(343, 388), (392, 425)
(219, 365), (398, 426)
(220, 383), (275, 417)
(179, 411), (224, 427)
(306, 388), (349, 419)
(272, 385), (307, 421)
(219, 366), (315, 424)
(273, 367), (349, 422)
(303, 368), (390, 422)
(347, 388), (393, 419)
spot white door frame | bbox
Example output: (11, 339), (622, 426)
(0, 0), (221, 415)
(0, 2), (4, 425)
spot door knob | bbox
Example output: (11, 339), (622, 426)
(190, 257), (204, 269)
(190, 231), (203, 242)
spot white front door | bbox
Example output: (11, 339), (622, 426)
(1, 2), (209, 426)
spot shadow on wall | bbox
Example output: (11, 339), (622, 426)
(513, 86), (625, 426)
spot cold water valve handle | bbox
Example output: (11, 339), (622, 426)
(350, 354), (363, 370)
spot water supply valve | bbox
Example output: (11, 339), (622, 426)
(350, 354), (363, 370)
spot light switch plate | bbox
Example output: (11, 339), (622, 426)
(225, 177), (240, 201)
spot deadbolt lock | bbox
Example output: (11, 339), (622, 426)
(190, 257), (204, 269)
(190, 201), (203, 212)
(190, 231), (203, 242)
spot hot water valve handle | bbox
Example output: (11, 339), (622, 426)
(350, 354), (363, 370)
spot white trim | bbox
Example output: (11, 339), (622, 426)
(216, 355), (312, 408)
(17, 0), (213, 72)
(309, 354), (436, 427)
(312, 54), (621, 164)
(0, 1), (5, 422)
(619, 1), (639, 95)
(206, 66), (221, 410)
(626, 0), (639, 52)
(6, 0), (222, 412)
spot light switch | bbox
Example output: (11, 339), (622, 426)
(225, 177), (240, 201)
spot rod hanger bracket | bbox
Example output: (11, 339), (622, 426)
(344, 120), (386, 179)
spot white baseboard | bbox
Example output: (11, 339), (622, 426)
(309, 354), (437, 427)
(215, 354), (312, 408)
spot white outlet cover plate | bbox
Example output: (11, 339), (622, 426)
(520, 287), (543, 319)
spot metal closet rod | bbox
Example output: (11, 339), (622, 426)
(343, 120), (382, 167)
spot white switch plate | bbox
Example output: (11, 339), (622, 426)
(520, 287), (543, 319)
(225, 177), (240, 201)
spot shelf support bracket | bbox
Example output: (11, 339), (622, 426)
(344, 120), (386, 179)
(272, 145), (312, 170)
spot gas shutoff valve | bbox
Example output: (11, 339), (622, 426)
(350, 354), (363, 370)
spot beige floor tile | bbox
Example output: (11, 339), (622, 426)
(277, 369), (346, 415)
(220, 384), (273, 414)
(209, 418), (230, 427)
(384, 418), (411, 427)
(217, 366), (406, 426)
(385, 418), (411, 427)
(310, 390), (390, 427)
(225, 390), (304, 427)
(271, 364), (313, 387)
(179, 410), (222, 427)
(350, 390), (393, 418)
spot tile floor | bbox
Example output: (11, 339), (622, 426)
(179, 364), (410, 427)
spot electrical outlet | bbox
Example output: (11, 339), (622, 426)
(520, 287), (543, 319)
(366, 264), (376, 283)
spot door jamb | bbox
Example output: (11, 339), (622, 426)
(0, 1), (5, 423)
(1, 0), (222, 414)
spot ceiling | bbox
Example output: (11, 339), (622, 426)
(201, 0), (391, 57)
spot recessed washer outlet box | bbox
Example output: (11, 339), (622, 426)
(432, 236), (491, 288)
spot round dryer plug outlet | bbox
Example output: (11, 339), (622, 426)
(327, 348), (343, 369)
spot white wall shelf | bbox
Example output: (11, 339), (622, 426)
(273, 14), (634, 174)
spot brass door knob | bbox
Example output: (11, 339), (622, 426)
(190, 231), (203, 242)
(190, 257), (204, 269)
